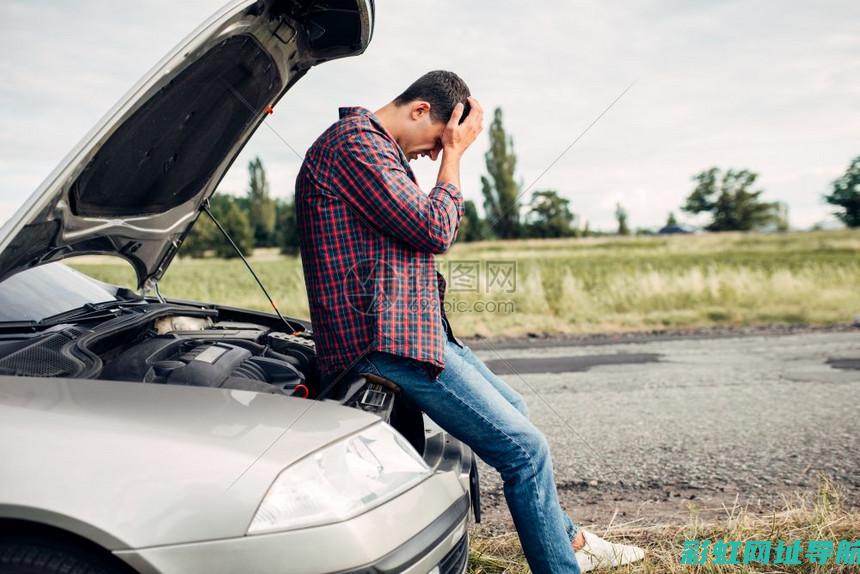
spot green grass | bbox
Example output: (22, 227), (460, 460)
(68, 229), (860, 338)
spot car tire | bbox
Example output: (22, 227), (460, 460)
(0, 537), (124, 574)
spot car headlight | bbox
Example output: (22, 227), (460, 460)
(247, 421), (432, 534)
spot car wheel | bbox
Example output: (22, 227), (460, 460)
(0, 536), (124, 574)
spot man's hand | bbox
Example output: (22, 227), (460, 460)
(442, 96), (483, 158)
(435, 96), (482, 191)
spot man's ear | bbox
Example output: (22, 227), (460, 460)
(410, 100), (431, 121)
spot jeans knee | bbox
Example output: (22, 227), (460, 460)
(514, 396), (530, 418)
(524, 427), (549, 461)
(497, 425), (550, 476)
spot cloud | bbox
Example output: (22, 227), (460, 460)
(1, 0), (857, 231)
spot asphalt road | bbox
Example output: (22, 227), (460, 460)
(460, 329), (860, 533)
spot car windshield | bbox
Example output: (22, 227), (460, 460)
(0, 262), (119, 323)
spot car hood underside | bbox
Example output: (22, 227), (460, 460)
(0, 0), (373, 290)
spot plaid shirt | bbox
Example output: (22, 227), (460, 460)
(296, 106), (464, 380)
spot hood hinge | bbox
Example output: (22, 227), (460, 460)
(141, 277), (166, 303)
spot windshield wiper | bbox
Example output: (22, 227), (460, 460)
(0, 300), (152, 331)
(37, 299), (153, 326)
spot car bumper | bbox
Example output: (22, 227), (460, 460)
(113, 471), (470, 574)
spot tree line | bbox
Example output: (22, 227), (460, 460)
(468, 107), (859, 239)
(182, 109), (860, 257)
(182, 157), (299, 258)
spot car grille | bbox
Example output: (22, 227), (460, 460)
(438, 531), (469, 574)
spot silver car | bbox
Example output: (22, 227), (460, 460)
(0, 1), (479, 573)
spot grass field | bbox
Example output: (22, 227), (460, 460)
(69, 229), (860, 338)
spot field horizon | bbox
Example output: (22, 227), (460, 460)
(68, 228), (860, 338)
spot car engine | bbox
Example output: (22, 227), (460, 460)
(0, 310), (314, 393)
(0, 304), (423, 449)
(99, 337), (311, 396)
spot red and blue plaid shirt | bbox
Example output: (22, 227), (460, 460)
(296, 106), (464, 379)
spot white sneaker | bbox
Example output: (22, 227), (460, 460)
(574, 528), (646, 572)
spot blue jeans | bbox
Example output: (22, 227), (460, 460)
(346, 339), (581, 574)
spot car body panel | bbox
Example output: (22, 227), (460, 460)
(113, 474), (468, 574)
(0, 376), (382, 549)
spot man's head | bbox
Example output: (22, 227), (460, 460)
(377, 70), (471, 161)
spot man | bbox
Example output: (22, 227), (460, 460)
(295, 70), (645, 573)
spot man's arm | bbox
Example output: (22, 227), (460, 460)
(334, 130), (464, 254)
(333, 97), (484, 254)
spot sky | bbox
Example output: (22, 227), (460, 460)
(1, 0), (858, 231)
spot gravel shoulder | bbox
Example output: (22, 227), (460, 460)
(457, 325), (860, 537)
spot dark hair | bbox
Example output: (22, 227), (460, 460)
(393, 70), (471, 124)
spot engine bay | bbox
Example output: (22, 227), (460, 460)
(0, 309), (312, 393)
(98, 322), (314, 398)
(0, 301), (426, 452)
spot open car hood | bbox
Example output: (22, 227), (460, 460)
(0, 0), (373, 290)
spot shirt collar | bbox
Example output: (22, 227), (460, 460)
(338, 106), (393, 138)
(338, 105), (373, 120)
(338, 106), (412, 170)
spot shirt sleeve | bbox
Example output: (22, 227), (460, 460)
(332, 128), (464, 254)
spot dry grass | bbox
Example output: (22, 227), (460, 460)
(467, 473), (859, 573)
(67, 229), (860, 337)
(438, 229), (860, 337)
